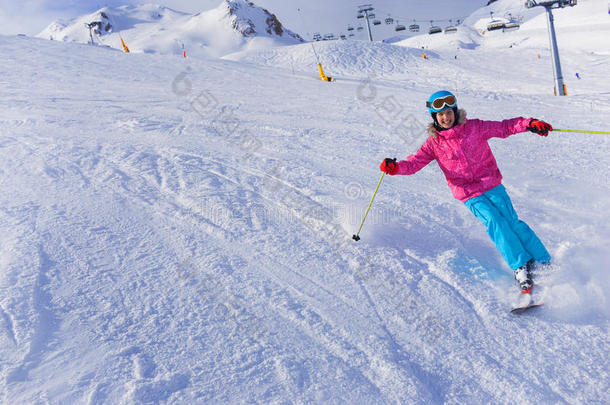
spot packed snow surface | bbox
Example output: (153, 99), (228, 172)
(2, 1), (609, 403)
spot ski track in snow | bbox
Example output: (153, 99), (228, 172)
(1, 17), (609, 404)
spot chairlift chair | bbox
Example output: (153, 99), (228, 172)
(502, 13), (520, 32)
(428, 20), (442, 35)
(503, 22), (520, 31)
(347, 26), (354, 31)
(487, 20), (506, 31)
(487, 11), (505, 31)
(444, 19), (457, 34)
(395, 24), (406, 32)
(373, 20), (381, 25)
(385, 16), (394, 25)
(409, 23), (420, 32)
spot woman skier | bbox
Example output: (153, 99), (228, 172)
(380, 90), (552, 294)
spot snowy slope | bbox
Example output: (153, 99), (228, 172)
(476, 0), (610, 53)
(1, 8), (610, 405)
(397, 0), (610, 53)
(36, 1), (303, 58)
(224, 40), (441, 79)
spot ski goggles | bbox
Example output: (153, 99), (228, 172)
(426, 95), (456, 112)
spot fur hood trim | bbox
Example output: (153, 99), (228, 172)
(428, 109), (467, 138)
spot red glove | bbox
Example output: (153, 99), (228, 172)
(380, 158), (399, 175)
(527, 119), (552, 136)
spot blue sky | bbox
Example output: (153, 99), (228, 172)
(0, 0), (486, 37)
(0, 1), (126, 35)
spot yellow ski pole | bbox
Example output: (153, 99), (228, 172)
(553, 129), (610, 135)
(353, 172), (385, 241)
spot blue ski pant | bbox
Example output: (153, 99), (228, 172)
(464, 184), (551, 270)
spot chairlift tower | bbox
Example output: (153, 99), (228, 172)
(85, 23), (95, 45)
(84, 22), (101, 45)
(525, 0), (577, 96)
(358, 5), (374, 42)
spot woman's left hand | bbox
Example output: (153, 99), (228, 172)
(527, 119), (553, 136)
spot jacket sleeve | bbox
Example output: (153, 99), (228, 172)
(396, 141), (435, 175)
(478, 117), (532, 140)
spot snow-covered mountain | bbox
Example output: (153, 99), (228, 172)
(37, 0), (303, 58)
(226, 0), (609, 96)
(394, 0), (610, 54)
(3, 0), (609, 403)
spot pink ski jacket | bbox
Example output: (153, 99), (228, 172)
(397, 113), (532, 202)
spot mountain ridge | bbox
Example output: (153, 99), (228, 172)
(36, 0), (303, 58)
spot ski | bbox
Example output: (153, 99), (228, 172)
(510, 284), (544, 314)
(511, 302), (544, 314)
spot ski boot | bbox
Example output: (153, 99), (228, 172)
(514, 260), (534, 294)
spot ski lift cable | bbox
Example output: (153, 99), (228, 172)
(372, 8), (468, 24)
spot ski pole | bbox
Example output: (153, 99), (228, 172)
(352, 172), (385, 241)
(552, 129), (610, 135)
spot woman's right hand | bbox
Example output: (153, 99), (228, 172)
(380, 158), (399, 175)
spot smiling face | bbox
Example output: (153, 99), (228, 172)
(436, 108), (455, 129)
